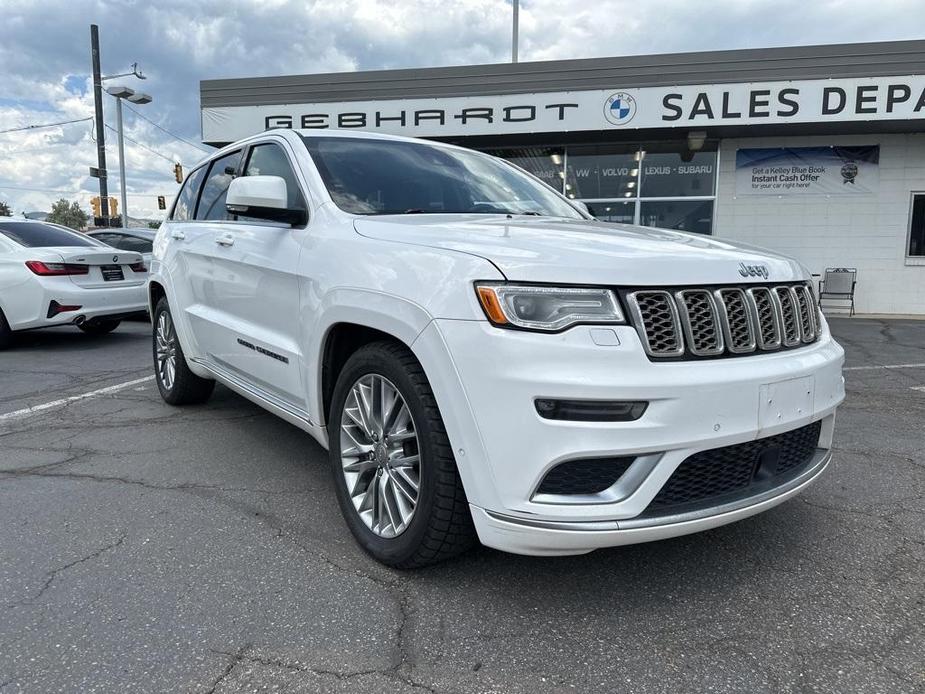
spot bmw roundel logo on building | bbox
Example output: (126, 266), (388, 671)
(604, 91), (637, 126)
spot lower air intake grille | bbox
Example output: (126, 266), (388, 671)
(644, 421), (822, 516)
(536, 457), (635, 496)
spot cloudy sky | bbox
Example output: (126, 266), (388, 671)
(1, 0), (922, 221)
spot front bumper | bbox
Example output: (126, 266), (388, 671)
(470, 449), (831, 556)
(412, 317), (845, 556)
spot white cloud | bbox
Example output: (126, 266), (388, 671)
(1, 0), (924, 220)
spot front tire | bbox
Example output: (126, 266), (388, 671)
(152, 297), (214, 405)
(78, 319), (120, 335)
(328, 341), (475, 568)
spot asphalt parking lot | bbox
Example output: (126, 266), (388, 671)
(0, 317), (923, 694)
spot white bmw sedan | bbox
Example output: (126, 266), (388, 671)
(0, 219), (147, 349)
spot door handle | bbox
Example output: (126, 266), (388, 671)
(215, 233), (235, 247)
(170, 229), (185, 240)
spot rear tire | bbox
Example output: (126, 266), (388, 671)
(78, 319), (121, 335)
(0, 309), (12, 350)
(152, 297), (214, 405)
(328, 341), (476, 568)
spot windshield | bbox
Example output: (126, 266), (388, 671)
(302, 136), (584, 219)
(0, 221), (100, 248)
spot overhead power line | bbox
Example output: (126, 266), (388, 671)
(0, 183), (171, 199)
(104, 123), (187, 167)
(123, 104), (210, 154)
(0, 117), (93, 136)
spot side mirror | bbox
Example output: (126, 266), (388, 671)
(226, 175), (306, 225)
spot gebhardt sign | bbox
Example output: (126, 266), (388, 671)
(201, 75), (925, 142)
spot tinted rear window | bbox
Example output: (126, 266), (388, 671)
(0, 222), (98, 248)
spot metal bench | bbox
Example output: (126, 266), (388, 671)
(818, 267), (858, 316)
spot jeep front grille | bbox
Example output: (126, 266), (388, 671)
(628, 283), (820, 359)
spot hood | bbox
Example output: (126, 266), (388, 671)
(354, 214), (804, 286)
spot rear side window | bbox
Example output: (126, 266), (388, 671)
(196, 151), (243, 221)
(93, 232), (153, 253)
(0, 222), (98, 247)
(172, 166), (207, 221)
(243, 143), (306, 212)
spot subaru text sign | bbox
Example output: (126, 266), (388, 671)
(202, 75), (925, 142)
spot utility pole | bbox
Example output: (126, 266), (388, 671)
(90, 24), (110, 224)
(512, 0), (519, 63)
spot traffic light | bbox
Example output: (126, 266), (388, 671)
(157, 195), (166, 210)
(173, 163), (183, 184)
(108, 197), (118, 216)
(90, 196), (101, 217)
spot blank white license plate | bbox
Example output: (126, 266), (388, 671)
(758, 376), (815, 429)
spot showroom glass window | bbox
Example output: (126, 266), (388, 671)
(491, 142), (718, 234)
(909, 194), (925, 257)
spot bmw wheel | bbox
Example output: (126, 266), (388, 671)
(152, 297), (215, 406)
(328, 341), (475, 568)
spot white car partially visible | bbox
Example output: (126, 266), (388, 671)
(0, 219), (147, 349)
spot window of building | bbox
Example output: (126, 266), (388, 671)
(491, 142), (718, 234)
(195, 150), (243, 221)
(909, 193), (925, 257)
(491, 147), (564, 191)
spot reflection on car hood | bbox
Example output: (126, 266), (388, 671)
(354, 214), (805, 286)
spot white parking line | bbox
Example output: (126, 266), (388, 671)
(0, 376), (155, 423)
(843, 362), (925, 371)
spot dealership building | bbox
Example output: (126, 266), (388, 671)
(200, 40), (925, 315)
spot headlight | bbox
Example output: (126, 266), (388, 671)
(475, 282), (625, 332)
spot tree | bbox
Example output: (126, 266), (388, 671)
(0, 200), (11, 216)
(45, 199), (89, 230)
(147, 221), (161, 229)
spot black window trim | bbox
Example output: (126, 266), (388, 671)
(236, 139), (310, 228)
(169, 163), (208, 221)
(906, 190), (925, 260)
(194, 149), (245, 222)
(169, 137), (310, 228)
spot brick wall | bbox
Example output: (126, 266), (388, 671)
(714, 133), (925, 315)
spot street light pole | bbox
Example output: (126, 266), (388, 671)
(114, 97), (127, 228)
(512, 0), (519, 63)
(106, 86), (152, 229)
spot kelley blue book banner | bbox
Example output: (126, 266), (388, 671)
(735, 146), (880, 196)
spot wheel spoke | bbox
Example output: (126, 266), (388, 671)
(339, 373), (419, 539)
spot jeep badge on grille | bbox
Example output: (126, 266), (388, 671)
(738, 262), (770, 279)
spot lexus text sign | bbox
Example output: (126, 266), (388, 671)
(735, 146), (880, 196)
(202, 75), (925, 142)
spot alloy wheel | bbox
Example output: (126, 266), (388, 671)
(155, 311), (177, 391)
(339, 374), (421, 538)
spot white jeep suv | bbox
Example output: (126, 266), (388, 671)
(150, 130), (845, 567)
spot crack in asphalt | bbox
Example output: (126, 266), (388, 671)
(6, 533), (127, 611)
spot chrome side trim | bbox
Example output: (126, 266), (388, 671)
(485, 449), (831, 533)
(190, 357), (316, 428)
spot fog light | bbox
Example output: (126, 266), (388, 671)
(534, 399), (648, 422)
